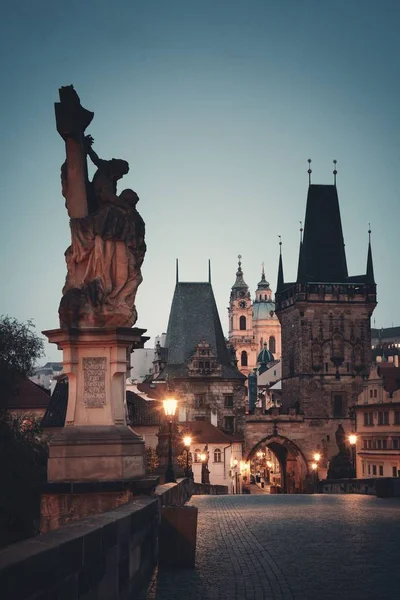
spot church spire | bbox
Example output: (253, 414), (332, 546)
(296, 222), (305, 283)
(366, 225), (375, 284)
(277, 237), (284, 291)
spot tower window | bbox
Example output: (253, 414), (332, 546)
(269, 336), (276, 354)
(241, 351), (248, 367)
(239, 316), (246, 330)
(333, 395), (344, 417)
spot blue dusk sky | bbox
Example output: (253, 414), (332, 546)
(0, 0), (399, 362)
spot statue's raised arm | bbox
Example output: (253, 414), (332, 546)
(56, 86), (146, 330)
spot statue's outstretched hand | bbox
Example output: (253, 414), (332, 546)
(84, 134), (94, 149)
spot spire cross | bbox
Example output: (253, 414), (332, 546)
(333, 159), (337, 185)
(307, 159), (312, 184)
(278, 235), (282, 254)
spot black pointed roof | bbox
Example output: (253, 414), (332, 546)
(276, 247), (284, 292)
(160, 282), (244, 379)
(366, 240), (375, 284)
(297, 184), (348, 283)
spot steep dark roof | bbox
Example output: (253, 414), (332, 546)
(40, 378), (68, 427)
(297, 185), (348, 283)
(5, 376), (50, 410)
(372, 327), (400, 341)
(126, 391), (162, 426)
(184, 421), (243, 444)
(160, 282), (244, 380)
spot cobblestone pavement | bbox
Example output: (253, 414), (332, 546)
(147, 494), (400, 600)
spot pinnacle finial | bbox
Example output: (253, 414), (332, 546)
(307, 159), (312, 184)
(333, 159), (338, 185)
(368, 223), (371, 243)
(299, 220), (303, 243)
(278, 235), (282, 253)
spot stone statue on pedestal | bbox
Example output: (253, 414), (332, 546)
(55, 85), (146, 329)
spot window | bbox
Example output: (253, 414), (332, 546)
(370, 389), (373, 398)
(224, 416), (234, 432)
(325, 362), (329, 373)
(194, 394), (205, 409)
(383, 439), (387, 449)
(269, 336), (276, 354)
(241, 351), (248, 367)
(194, 416), (206, 421)
(377, 439), (382, 449)
(379, 465), (383, 476)
(367, 439), (372, 449)
(362, 438), (367, 449)
(377, 411), (389, 425)
(224, 395), (234, 408)
(333, 395), (344, 417)
(194, 449), (201, 462)
(393, 466), (398, 477)
(239, 316), (246, 330)
(214, 448), (222, 463)
(362, 462), (365, 474)
(372, 465), (377, 476)
(393, 439), (399, 450)
(374, 389), (378, 398)
(364, 412), (374, 426)
(368, 464), (371, 475)
(394, 411), (400, 425)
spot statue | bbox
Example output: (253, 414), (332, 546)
(327, 424), (353, 479)
(55, 86), (146, 328)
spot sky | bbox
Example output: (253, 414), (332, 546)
(0, 0), (399, 363)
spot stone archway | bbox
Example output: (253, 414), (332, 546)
(247, 435), (310, 493)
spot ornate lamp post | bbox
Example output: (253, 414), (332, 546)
(200, 448), (210, 485)
(163, 398), (178, 483)
(348, 434), (357, 478)
(183, 435), (193, 479)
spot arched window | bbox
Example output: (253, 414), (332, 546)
(241, 350), (248, 366)
(269, 336), (276, 353)
(194, 449), (201, 462)
(214, 448), (222, 463)
(260, 337), (264, 350)
(239, 316), (246, 330)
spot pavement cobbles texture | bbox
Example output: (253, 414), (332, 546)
(147, 494), (400, 600)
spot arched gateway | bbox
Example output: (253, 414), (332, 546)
(247, 435), (309, 493)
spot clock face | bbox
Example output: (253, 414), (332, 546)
(238, 300), (246, 309)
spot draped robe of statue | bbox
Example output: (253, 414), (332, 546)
(56, 86), (146, 329)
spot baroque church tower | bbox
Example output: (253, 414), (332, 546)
(228, 256), (281, 377)
(276, 177), (377, 421)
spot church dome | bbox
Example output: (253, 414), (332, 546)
(257, 344), (274, 365)
(253, 301), (276, 320)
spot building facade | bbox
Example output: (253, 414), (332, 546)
(155, 276), (247, 436)
(245, 180), (377, 492)
(355, 363), (400, 478)
(228, 259), (281, 377)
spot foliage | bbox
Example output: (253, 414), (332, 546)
(145, 446), (159, 473)
(0, 316), (44, 408)
(0, 413), (48, 547)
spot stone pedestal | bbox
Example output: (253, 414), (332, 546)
(43, 327), (149, 483)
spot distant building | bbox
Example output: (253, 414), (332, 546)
(355, 363), (400, 478)
(129, 334), (166, 382)
(5, 376), (51, 418)
(228, 259), (281, 376)
(29, 362), (63, 390)
(155, 272), (247, 435)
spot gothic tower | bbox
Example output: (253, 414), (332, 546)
(276, 182), (377, 424)
(228, 256), (256, 376)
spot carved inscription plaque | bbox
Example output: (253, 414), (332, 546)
(83, 357), (106, 407)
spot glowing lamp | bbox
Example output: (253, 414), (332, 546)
(163, 398), (178, 417)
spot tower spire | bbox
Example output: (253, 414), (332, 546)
(176, 258), (179, 284)
(307, 159), (312, 185)
(208, 259), (211, 283)
(366, 224), (375, 284)
(277, 236), (284, 291)
(333, 159), (338, 185)
(297, 222), (305, 283)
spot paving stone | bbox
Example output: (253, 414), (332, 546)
(146, 494), (400, 600)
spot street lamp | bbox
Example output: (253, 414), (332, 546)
(313, 452), (321, 463)
(201, 449), (210, 484)
(349, 434), (357, 478)
(163, 398), (178, 483)
(183, 435), (192, 479)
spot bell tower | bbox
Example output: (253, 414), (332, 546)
(276, 177), (377, 423)
(228, 256), (257, 376)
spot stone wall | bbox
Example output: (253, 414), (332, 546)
(322, 477), (400, 497)
(0, 479), (194, 600)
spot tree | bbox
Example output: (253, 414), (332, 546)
(0, 316), (44, 409)
(0, 316), (46, 547)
